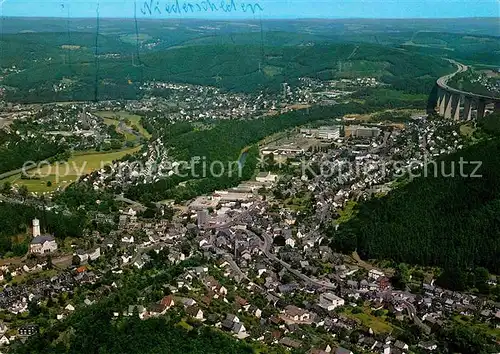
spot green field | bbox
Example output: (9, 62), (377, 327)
(96, 111), (151, 140)
(0, 146), (141, 194)
(344, 306), (394, 334)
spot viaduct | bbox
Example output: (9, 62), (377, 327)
(435, 60), (500, 120)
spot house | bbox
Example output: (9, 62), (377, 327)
(186, 306), (204, 321)
(121, 255), (132, 264)
(256, 264), (267, 277)
(148, 303), (168, 317)
(18, 324), (39, 337)
(30, 235), (58, 254)
(318, 293), (345, 311)
(65, 304), (75, 312)
(0, 335), (9, 346)
(418, 341), (438, 351)
(368, 269), (385, 281)
(221, 314), (241, 332)
(102, 238), (114, 249)
(232, 322), (246, 335)
(256, 172), (278, 184)
(121, 235), (135, 244)
(75, 250), (89, 263)
(394, 340), (409, 351)
(160, 295), (175, 309)
(88, 247), (101, 261)
(279, 337), (302, 349)
(281, 305), (312, 323)
(178, 297), (196, 307)
(284, 235), (295, 248)
(0, 323), (7, 336)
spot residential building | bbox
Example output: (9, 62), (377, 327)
(318, 293), (345, 311)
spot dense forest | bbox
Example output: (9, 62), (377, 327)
(329, 137), (500, 286)
(0, 136), (67, 175)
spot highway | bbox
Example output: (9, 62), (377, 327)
(437, 59), (500, 102)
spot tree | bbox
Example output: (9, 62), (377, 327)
(46, 255), (53, 270)
(46, 181), (52, 187)
(18, 185), (29, 200)
(1, 181), (11, 194)
(28, 300), (41, 316)
(392, 263), (410, 290)
(72, 255), (81, 267)
(437, 267), (467, 291)
(474, 267), (490, 294)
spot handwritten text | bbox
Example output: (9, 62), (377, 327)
(141, 0), (264, 16)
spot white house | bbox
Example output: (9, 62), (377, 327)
(65, 304), (75, 312)
(75, 250), (89, 263)
(0, 335), (9, 346)
(256, 172), (278, 183)
(88, 247), (101, 261)
(121, 235), (135, 244)
(368, 269), (385, 280)
(318, 293), (345, 311)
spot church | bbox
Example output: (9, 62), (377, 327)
(29, 219), (58, 254)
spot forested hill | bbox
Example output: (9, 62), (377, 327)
(329, 137), (500, 280)
(1, 32), (453, 102)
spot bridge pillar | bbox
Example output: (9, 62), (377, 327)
(477, 100), (486, 120)
(452, 95), (461, 121)
(495, 102), (500, 114)
(439, 91), (447, 116)
(436, 89), (445, 112)
(444, 93), (454, 119)
(462, 97), (472, 120)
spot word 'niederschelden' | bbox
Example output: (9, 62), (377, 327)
(141, 0), (264, 16)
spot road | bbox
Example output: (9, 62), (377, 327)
(207, 233), (254, 285)
(114, 194), (147, 211)
(437, 59), (500, 102)
(253, 228), (339, 290)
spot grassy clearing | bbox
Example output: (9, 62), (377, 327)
(0, 146), (141, 194)
(336, 200), (358, 224)
(126, 114), (152, 139)
(96, 111), (151, 139)
(344, 306), (394, 334)
(460, 123), (476, 138)
(263, 65), (283, 77)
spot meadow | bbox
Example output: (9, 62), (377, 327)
(0, 146), (141, 194)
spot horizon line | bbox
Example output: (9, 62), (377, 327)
(2, 15), (499, 20)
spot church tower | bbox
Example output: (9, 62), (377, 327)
(32, 218), (41, 238)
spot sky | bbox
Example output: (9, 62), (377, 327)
(0, 0), (498, 19)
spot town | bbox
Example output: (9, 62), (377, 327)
(0, 78), (498, 353)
